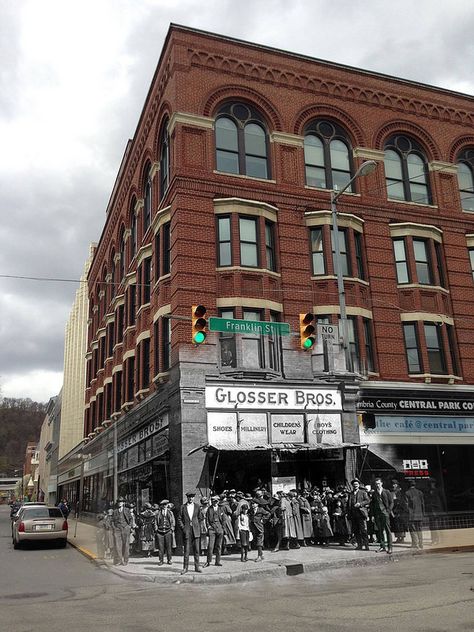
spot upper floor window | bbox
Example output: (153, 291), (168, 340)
(218, 307), (282, 373)
(392, 236), (445, 287)
(216, 213), (277, 271)
(119, 227), (126, 280)
(402, 321), (456, 375)
(304, 120), (353, 191)
(469, 248), (474, 281)
(130, 211), (137, 260)
(159, 121), (170, 201)
(110, 250), (116, 299)
(384, 135), (430, 204)
(457, 149), (474, 212)
(215, 103), (270, 179)
(162, 222), (171, 275)
(143, 164), (152, 233)
(308, 223), (366, 280)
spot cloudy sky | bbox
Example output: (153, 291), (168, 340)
(0, 0), (473, 403)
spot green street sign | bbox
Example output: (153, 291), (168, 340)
(209, 317), (290, 336)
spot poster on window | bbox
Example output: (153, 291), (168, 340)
(239, 413), (268, 444)
(272, 476), (296, 495)
(271, 414), (304, 443)
(306, 414), (343, 445)
(207, 412), (238, 444)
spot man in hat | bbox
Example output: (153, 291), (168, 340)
(347, 479), (370, 551)
(204, 495), (225, 567)
(177, 491), (202, 574)
(370, 478), (394, 554)
(250, 499), (270, 562)
(112, 497), (135, 565)
(156, 499), (175, 565)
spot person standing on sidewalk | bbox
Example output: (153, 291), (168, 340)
(112, 497), (134, 565)
(156, 499), (175, 565)
(250, 499), (270, 562)
(405, 480), (425, 550)
(237, 504), (251, 562)
(347, 479), (370, 551)
(137, 502), (157, 557)
(177, 491), (202, 575)
(204, 495), (225, 567)
(370, 478), (394, 554)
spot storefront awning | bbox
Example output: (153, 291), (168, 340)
(188, 442), (365, 456)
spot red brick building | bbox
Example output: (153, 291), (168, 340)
(71, 25), (474, 515)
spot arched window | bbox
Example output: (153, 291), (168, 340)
(143, 163), (152, 232)
(129, 197), (137, 260)
(215, 102), (270, 179)
(457, 148), (474, 212)
(159, 121), (169, 201)
(119, 226), (126, 280)
(109, 249), (116, 299)
(101, 266), (108, 314)
(384, 135), (430, 204)
(304, 120), (353, 191)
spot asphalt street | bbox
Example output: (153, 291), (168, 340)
(1, 505), (473, 632)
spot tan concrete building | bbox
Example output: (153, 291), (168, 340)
(58, 244), (96, 459)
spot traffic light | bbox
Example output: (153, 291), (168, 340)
(191, 305), (207, 344)
(299, 313), (316, 350)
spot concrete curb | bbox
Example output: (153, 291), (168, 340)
(67, 538), (98, 563)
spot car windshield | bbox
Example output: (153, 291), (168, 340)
(22, 508), (63, 519)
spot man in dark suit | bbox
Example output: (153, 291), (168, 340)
(204, 495), (225, 567)
(347, 479), (371, 551)
(156, 499), (175, 565)
(112, 497), (134, 565)
(177, 491), (202, 574)
(370, 477), (394, 554)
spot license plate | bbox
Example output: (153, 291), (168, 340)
(34, 524), (53, 531)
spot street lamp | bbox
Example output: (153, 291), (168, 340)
(330, 160), (378, 373)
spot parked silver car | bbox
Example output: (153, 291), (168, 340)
(12, 505), (68, 548)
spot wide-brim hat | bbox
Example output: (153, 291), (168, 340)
(351, 478), (360, 484)
(159, 499), (170, 506)
(211, 495), (220, 501)
(144, 502), (152, 509)
(185, 491), (196, 497)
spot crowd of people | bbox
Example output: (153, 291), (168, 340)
(93, 477), (442, 573)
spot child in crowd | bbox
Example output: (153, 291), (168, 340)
(320, 506), (333, 546)
(238, 505), (251, 562)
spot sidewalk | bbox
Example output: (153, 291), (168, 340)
(67, 519), (473, 584)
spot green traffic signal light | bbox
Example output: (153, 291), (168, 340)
(192, 305), (207, 345)
(302, 337), (314, 349)
(193, 330), (206, 344)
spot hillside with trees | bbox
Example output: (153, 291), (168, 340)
(0, 398), (47, 475)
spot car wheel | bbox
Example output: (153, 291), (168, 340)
(57, 539), (67, 548)
(13, 537), (21, 550)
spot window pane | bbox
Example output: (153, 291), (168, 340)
(265, 222), (275, 271)
(331, 229), (349, 276)
(240, 217), (257, 242)
(470, 249), (474, 279)
(410, 183), (429, 204)
(386, 179), (405, 200)
(306, 165), (326, 188)
(240, 243), (258, 267)
(403, 324), (421, 373)
(424, 323), (446, 374)
(406, 349), (421, 373)
(219, 216), (230, 241)
(330, 139), (350, 171)
(396, 262), (409, 284)
(304, 135), (324, 166)
(413, 239), (428, 262)
(461, 190), (474, 211)
(407, 153), (426, 181)
(384, 150), (403, 179)
(393, 238), (406, 262)
(245, 155), (268, 179)
(219, 243), (231, 267)
(312, 252), (325, 275)
(457, 162), (474, 191)
(216, 150), (239, 174)
(244, 123), (266, 157)
(424, 323), (439, 348)
(332, 169), (352, 192)
(403, 323), (417, 348)
(242, 310), (262, 368)
(216, 117), (238, 151)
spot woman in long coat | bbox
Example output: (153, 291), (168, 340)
(280, 492), (296, 548)
(298, 491), (314, 544)
(289, 490), (304, 544)
(137, 502), (156, 556)
(219, 494), (236, 552)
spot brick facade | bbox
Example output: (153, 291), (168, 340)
(80, 25), (474, 509)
